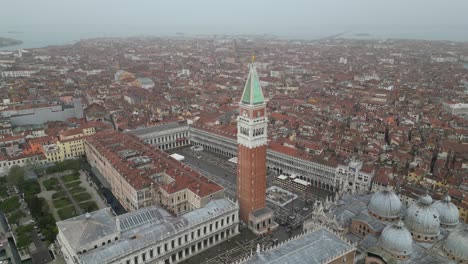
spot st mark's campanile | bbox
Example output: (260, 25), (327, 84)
(237, 62), (277, 235)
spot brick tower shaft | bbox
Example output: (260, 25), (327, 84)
(237, 144), (267, 223)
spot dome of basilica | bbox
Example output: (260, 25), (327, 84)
(368, 188), (402, 221)
(404, 193), (440, 242)
(433, 194), (459, 228)
(443, 226), (468, 262)
(380, 220), (413, 259)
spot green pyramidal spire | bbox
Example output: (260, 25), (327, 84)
(241, 64), (265, 105)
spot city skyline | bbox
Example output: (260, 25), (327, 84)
(0, 2), (467, 263)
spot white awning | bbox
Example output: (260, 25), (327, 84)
(228, 157), (238, 164)
(278, 175), (288, 180)
(293, 178), (310, 186)
(170, 153), (185, 161)
(289, 174), (297, 179)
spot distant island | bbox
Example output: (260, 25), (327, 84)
(0, 37), (23, 48)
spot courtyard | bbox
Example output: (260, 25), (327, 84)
(37, 161), (107, 221)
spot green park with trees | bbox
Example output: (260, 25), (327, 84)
(4, 165), (58, 246)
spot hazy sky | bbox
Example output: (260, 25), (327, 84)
(2, 0), (468, 33)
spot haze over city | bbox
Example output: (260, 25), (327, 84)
(3, 0), (468, 27)
(1, 0), (468, 47)
(0, 1), (467, 264)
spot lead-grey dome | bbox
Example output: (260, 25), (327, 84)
(433, 194), (459, 228)
(405, 193), (440, 241)
(443, 226), (468, 262)
(368, 189), (402, 220)
(380, 220), (413, 258)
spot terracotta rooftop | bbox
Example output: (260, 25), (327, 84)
(192, 123), (237, 140)
(86, 130), (223, 197)
(28, 135), (57, 145)
(60, 127), (83, 137)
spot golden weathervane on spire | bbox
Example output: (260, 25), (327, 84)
(251, 53), (256, 63)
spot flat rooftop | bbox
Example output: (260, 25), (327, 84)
(126, 122), (186, 137)
(243, 228), (354, 264)
(57, 198), (237, 264)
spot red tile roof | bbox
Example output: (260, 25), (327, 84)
(86, 130), (223, 197)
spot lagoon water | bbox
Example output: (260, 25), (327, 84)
(1, 24), (467, 51)
(0, 24), (160, 50)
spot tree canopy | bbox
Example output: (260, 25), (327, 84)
(7, 165), (25, 186)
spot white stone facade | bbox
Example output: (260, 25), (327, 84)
(1, 70), (36, 78)
(336, 161), (374, 194)
(237, 104), (268, 149)
(127, 123), (190, 151)
(443, 102), (468, 118)
(57, 199), (239, 264)
(0, 154), (46, 176)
